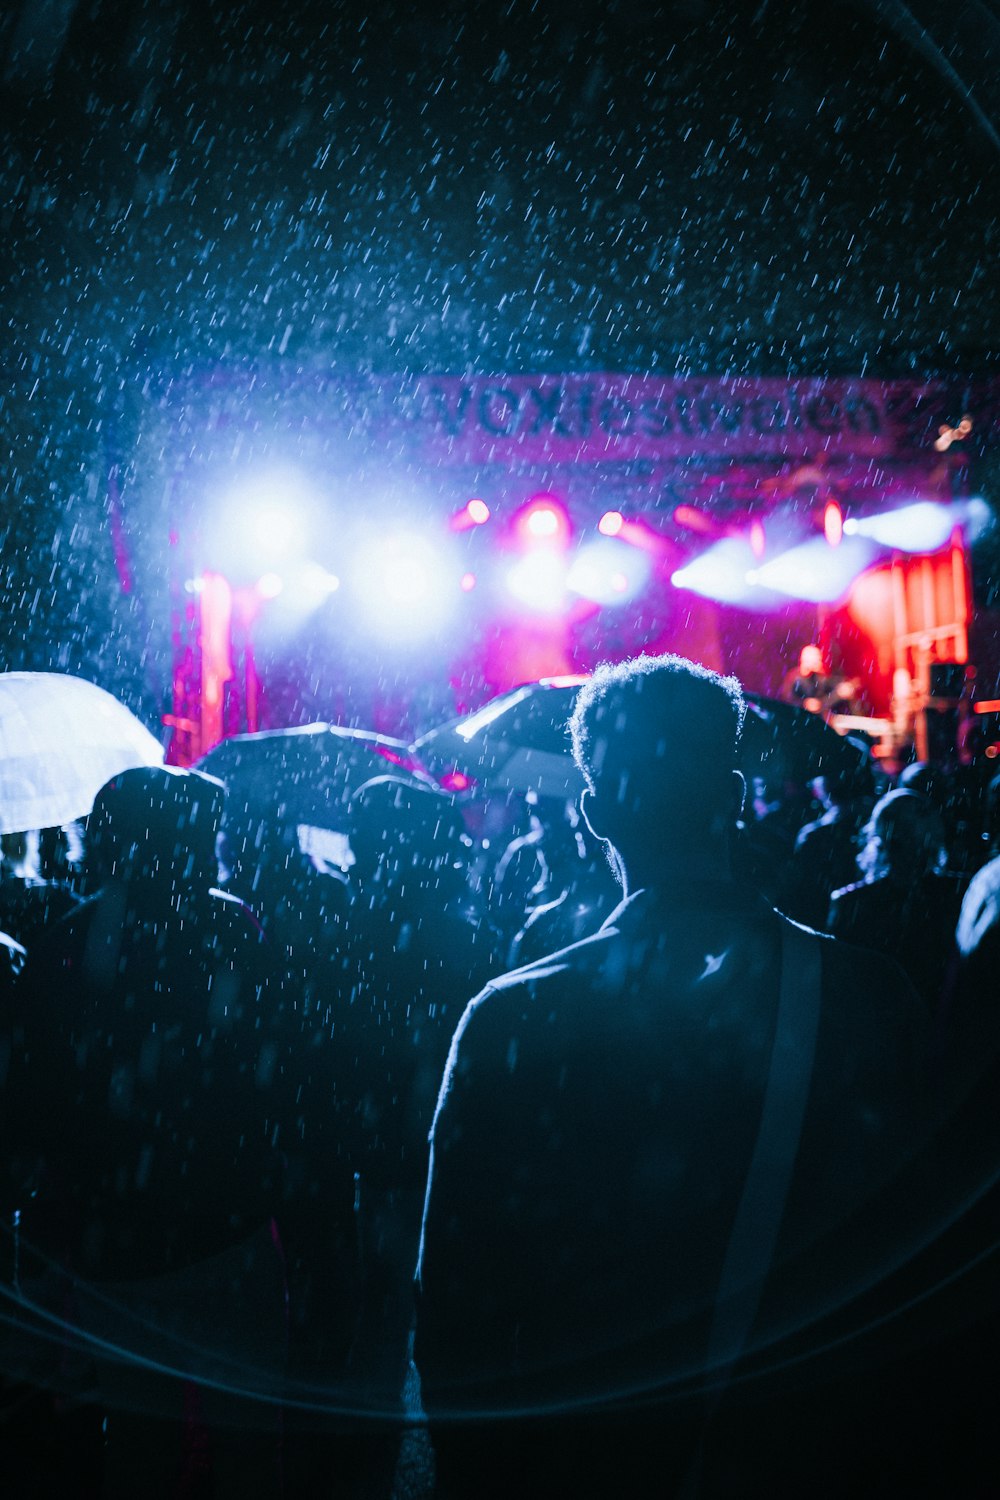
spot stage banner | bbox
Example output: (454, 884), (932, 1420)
(385, 375), (896, 463)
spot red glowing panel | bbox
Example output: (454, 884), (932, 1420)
(599, 510), (624, 537)
(467, 499), (491, 525)
(824, 501), (843, 548)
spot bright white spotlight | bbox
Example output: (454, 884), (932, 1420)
(568, 539), (650, 605)
(210, 465), (317, 576)
(750, 535), (879, 603)
(527, 507), (560, 539)
(671, 538), (762, 605)
(384, 555), (431, 604)
(963, 497), (993, 541)
(250, 505), (306, 558)
(507, 551), (568, 613)
(354, 534), (456, 640)
(256, 572), (284, 599)
(300, 562), (340, 603)
(851, 502), (955, 553)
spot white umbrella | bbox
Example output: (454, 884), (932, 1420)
(0, 672), (164, 835)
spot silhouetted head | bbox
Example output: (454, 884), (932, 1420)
(569, 654), (745, 878)
(811, 754), (877, 809)
(349, 775), (466, 893)
(87, 766), (225, 890)
(898, 760), (949, 808)
(856, 787), (947, 881)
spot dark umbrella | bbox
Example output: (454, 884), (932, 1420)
(412, 678), (589, 800)
(195, 722), (423, 827)
(412, 680), (869, 802)
(740, 693), (870, 788)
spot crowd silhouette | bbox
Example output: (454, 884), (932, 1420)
(0, 656), (999, 1497)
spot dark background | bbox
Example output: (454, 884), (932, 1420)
(1, 0), (998, 722)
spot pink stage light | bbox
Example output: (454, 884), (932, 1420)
(824, 501), (844, 548)
(460, 572), (477, 591)
(599, 511), (624, 537)
(750, 520), (766, 559)
(450, 498), (491, 531)
(527, 506), (560, 538)
(515, 495), (571, 548)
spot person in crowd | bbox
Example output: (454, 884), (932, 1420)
(416, 653), (927, 1499)
(505, 796), (616, 967)
(341, 776), (503, 1394)
(219, 807), (351, 1008)
(827, 786), (967, 1011)
(949, 850), (1000, 1070)
(777, 757), (878, 930)
(779, 643), (856, 715)
(0, 827), (81, 950)
(2, 767), (330, 1496)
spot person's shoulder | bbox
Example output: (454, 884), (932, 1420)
(442, 920), (622, 1068)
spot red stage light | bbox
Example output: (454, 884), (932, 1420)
(599, 510), (624, 537)
(467, 499), (490, 525)
(672, 505), (718, 536)
(750, 521), (766, 559)
(824, 501), (844, 548)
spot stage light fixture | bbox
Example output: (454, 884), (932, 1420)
(515, 495), (571, 549)
(256, 572), (285, 599)
(451, 498), (492, 531)
(527, 507), (560, 538)
(823, 501), (844, 548)
(598, 511), (624, 537)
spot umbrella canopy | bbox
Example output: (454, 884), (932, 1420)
(195, 723), (422, 828)
(0, 672), (164, 836)
(412, 678), (589, 800)
(412, 679), (869, 802)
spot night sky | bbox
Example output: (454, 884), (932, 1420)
(1, 0), (998, 718)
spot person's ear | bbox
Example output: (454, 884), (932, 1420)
(580, 785), (608, 843)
